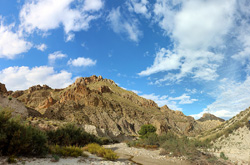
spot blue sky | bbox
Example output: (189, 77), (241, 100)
(0, 0), (250, 119)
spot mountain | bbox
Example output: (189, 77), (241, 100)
(198, 113), (225, 122)
(195, 113), (225, 131)
(198, 107), (250, 163)
(0, 75), (206, 141)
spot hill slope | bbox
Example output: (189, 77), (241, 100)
(5, 75), (203, 141)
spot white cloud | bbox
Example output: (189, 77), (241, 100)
(138, 48), (181, 76)
(83, 0), (104, 11)
(65, 33), (75, 42)
(48, 51), (67, 65)
(192, 76), (250, 119)
(140, 93), (197, 110)
(0, 17), (32, 59)
(35, 44), (47, 51)
(67, 57), (96, 67)
(107, 7), (142, 42)
(127, 0), (151, 19)
(131, 90), (141, 94)
(169, 93), (198, 104)
(185, 88), (197, 94)
(19, 0), (103, 35)
(140, 0), (235, 83)
(0, 66), (73, 91)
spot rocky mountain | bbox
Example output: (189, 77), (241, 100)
(198, 113), (225, 122)
(2, 75), (211, 141)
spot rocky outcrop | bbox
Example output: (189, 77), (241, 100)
(0, 83), (7, 94)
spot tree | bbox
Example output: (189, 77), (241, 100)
(138, 124), (156, 139)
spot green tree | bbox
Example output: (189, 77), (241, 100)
(138, 124), (156, 139)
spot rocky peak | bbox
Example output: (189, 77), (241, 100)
(198, 113), (225, 122)
(0, 83), (7, 94)
(28, 84), (51, 93)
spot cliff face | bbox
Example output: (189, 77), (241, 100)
(5, 75), (203, 140)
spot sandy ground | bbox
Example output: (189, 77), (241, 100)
(213, 126), (250, 165)
(104, 143), (191, 165)
(0, 153), (133, 165)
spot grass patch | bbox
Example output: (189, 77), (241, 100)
(84, 143), (119, 161)
(49, 145), (87, 157)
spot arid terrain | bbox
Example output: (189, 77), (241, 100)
(0, 76), (250, 164)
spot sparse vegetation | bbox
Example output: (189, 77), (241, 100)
(49, 145), (86, 157)
(47, 123), (102, 146)
(84, 143), (119, 161)
(0, 107), (48, 156)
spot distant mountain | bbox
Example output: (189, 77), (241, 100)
(1, 75), (217, 141)
(198, 113), (225, 122)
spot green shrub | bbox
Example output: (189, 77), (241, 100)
(220, 152), (228, 160)
(8, 97), (12, 101)
(84, 143), (118, 161)
(7, 155), (17, 164)
(47, 124), (101, 146)
(138, 124), (156, 139)
(49, 145), (86, 157)
(51, 154), (60, 162)
(0, 107), (48, 156)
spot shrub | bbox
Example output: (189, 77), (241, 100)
(51, 154), (60, 162)
(84, 143), (119, 161)
(138, 124), (156, 139)
(0, 107), (48, 156)
(49, 145), (86, 157)
(7, 155), (17, 164)
(47, 124), (101, 146)
(8, 97), (12, 101)
(220, 152), (228, 160)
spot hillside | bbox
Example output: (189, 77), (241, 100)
(197, 107), (250, 163)
(3, 75), (205, 141)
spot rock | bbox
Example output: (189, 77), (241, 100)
(0, 83), (7, 94)
(99, 86), (112, 93)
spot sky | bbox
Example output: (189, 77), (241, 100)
(0, 0), (250, 120)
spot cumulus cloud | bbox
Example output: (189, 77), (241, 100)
(48, 51), (67, 65)
(35, 44), (47, 51)
(127, 0), (151, 19)
(67, 57), (96, 67)
(192, 76), (250, 119)
(19, 0), (104, 36)
(0, 17), (32, 59)
(0, 66), (73, 91)
(139, 0), (235, 82)
(107, 7), (142, 42)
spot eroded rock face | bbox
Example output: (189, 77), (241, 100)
(10, 75), (203, 140)
(0, 83), (7, 94)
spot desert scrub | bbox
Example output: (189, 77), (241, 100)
(0, 107), (48, 156)
(47, 123), (101, 146)
(84, 143), (119, 161)
(49, 145), (87, 157)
